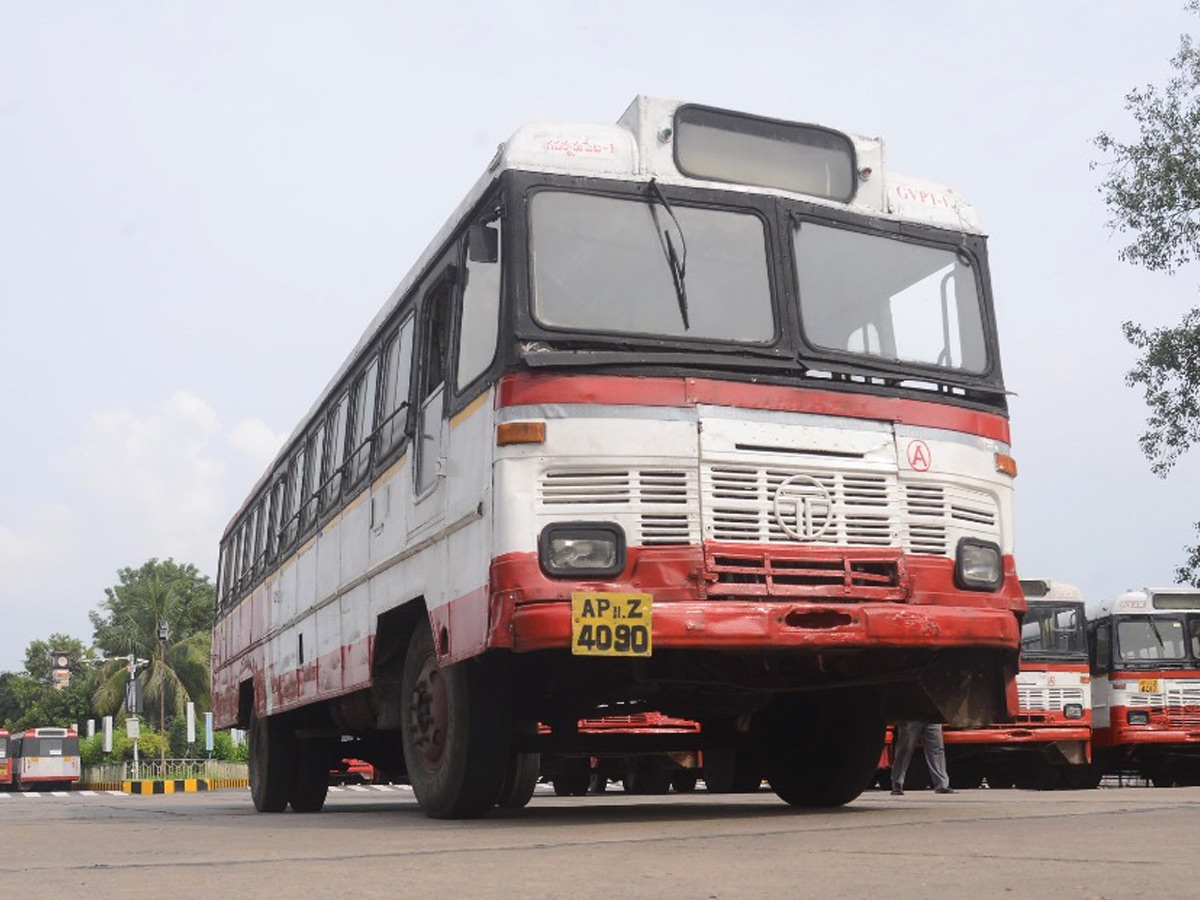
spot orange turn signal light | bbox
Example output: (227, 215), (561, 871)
(497, 421), (546, 446)
(995, 452), (1018, 477)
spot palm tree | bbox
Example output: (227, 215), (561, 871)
(90, 560), (214, 727)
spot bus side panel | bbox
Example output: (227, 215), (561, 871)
(341, 582), (372, 690)
(316, 599), (342, 696)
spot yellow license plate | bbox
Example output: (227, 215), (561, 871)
(571, 592), (652, 657)
(1139, 679), (1161, 693)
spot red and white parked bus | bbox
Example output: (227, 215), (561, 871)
(941, 578), (1091, 789)
(8, 727), (81, 791)
(0, 729), (11, 789)
(212, 96), (1024, 819)
(1087, 587), (1200, 786)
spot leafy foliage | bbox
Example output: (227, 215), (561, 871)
(1094, 3), (1200, 583)
(89, 558), (215, 720)
(0, 633), (97, 732)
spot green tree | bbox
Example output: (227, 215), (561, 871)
(0, 633), (97, 732)
(89, 559), (215, 724)
(1094, 1), (1200, 583)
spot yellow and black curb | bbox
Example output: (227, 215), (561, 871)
(123, 778), (210, 794)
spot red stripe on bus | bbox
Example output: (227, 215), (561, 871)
(496, 372), (1011, 442)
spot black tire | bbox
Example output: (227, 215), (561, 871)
(553, 758), (592, 797)
(703, 748), (761, 793)
(1062, 764), (1102, 790)
(754, 690), (884, 808)
(623, 758), (672, 795)
(249, 707), (293, 813)
(399, 625), (511, 819)
(671, 770), (699, 793)
(290, 739), (331, 813)
(497, 752), (541, 809)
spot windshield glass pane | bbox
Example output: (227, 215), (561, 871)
(795, 222), (988, 373)
(1116, 617), (1187, 662)
(1021, 603), (1085, 656)
(530, 191), (774, 342)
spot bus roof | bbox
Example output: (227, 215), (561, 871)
(1086, 587), (1200, 618)
(1019, 578), (1084, 603)
(225, 95), (986, 539)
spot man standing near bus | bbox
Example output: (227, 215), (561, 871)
(890, 722), (954, 795)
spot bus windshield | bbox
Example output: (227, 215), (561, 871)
(1115, 616), (1188, 664)
(1020, 603), (1086, 658)
(794, 221), (988, 373)
(530, 190), (774, 343)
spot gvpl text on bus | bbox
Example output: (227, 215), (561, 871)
(212, 96), (1025, 818)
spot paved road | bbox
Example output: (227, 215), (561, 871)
(4, 784), (1199, 899)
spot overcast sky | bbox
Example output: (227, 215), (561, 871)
(3, 1), (1199, 673)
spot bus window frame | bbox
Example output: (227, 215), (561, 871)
(518, 177), (783, 352)
(413, 260), (457, 500)
(784, 203), (1002, 387)
(319, 390), (351, 513)
(373, 311), (417, 471)
(345, 354), (381, 489)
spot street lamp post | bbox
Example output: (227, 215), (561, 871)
(158, 621), (169, 768)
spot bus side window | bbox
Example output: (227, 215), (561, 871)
(281, 447), (305, 550)
(1092, 623), (1111, 674)
(347, 357), (380, 484)
(377, 317), (415, 459)
(301, 424), (325, 531)
(415, 277), (453, 495)
(321, 392), (349, 511)
(457, 215), (501, 390)
(265, 478), (284, 564)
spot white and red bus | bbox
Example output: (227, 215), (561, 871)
(941, 578), (1091, 789)
(8, 727), (81, 791)
(212, 96), (1024, 818)
(0, 729), (11, 789)
(1087, 587), (1200, 786)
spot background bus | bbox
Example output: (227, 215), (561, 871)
(0, 729), (10, 789)
(942, 578), (1091, 789)
(213, 95), (1024, 819)
(9, 727), (81, 792)
(1087, 587), (1200, 787)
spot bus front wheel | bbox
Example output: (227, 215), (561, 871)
(400, 625), (511, 818)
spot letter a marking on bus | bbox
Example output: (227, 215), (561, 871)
(907, 440), (931, 472)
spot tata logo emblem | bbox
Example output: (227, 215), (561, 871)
(773, 475), (834, 542)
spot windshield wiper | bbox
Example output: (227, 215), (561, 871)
(648, 178), (689, 329)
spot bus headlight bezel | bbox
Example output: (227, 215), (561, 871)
(538, 522), (626, 579)
(1063, 703), (1084, 720)
(954, 538), (1004, 591)
(1126, 709), (1151, 726)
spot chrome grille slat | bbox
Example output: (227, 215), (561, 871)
(702, 463), (996, 555)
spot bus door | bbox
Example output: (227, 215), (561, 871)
(1090, 619), (1113, 730)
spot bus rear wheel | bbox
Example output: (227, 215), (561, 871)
(249, 708), (293, 813)
(399, 625), (511, 818)
(290, 739), (331, 812)
(754, 690), (884, 808)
